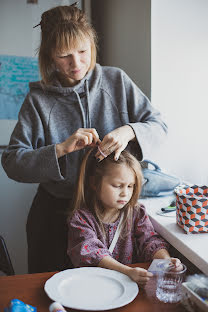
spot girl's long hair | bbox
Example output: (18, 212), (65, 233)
(70, 148), (143, 239)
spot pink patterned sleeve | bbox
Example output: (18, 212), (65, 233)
(134, 205), (169, 262)
(67, 209), (111, 267)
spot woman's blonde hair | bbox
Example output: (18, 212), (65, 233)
(71, 148), (143, 240)
(37, 4), (97, 84)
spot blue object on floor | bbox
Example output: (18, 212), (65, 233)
(4, 299), (37, 312)
(140, 160), (181, 198)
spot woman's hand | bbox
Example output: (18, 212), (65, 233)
(95, 125), (135, 161)
(127, 267), (153, 287)
(56, 128), (100, 158)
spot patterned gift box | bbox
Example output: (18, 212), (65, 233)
(175, 184), (208, 234)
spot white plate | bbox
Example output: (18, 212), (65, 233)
(44, 267), (139, 311)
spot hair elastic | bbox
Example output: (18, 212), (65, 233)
(97, 145), (107, 158)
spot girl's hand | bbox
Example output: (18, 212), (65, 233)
(95, 125), (135, 161)
(127, 267), (153, 287)
(169, 257), (184, 272)
(56, 128), (100, 158)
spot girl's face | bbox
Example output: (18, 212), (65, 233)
(99, 163), (136, 216)
(52, 37), (91, 86)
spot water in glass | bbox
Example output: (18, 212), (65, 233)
(156, 263), (187, 303)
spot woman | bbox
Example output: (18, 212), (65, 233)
(1, 3), (167, 273)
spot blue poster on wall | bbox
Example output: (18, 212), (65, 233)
(0, 55), (39, 120)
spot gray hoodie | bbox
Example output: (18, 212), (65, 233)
(1, 64), (167, 198)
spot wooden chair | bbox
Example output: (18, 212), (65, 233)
(0, 235), (15, 275)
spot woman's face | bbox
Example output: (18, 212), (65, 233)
(52, 37), (91, 86)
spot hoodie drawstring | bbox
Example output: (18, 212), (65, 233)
(73, 80), (91, 128)
(74, 90), (86, 128)
(85, 80), (91, 128)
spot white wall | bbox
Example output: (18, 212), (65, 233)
(151, 0), (208, 185)
(0, 0), (77, 274)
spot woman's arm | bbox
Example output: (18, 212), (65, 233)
(1, 94), (56, 183)
(96, 70), (168, 162)
(122, 71), (168, 161)
(2, 94), (99, 182)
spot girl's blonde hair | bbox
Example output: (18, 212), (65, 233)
(37, 4), (97, 84)
(71, 148), (143, 239)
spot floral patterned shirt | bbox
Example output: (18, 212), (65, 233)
(67, 204), (169, 267)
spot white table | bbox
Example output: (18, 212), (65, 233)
(139, 195), (208, 276)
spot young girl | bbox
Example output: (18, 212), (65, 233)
(67, 149), (181, 286)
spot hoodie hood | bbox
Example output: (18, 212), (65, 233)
(29, 65), (103, 130)
(29, 63), (102, 97)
